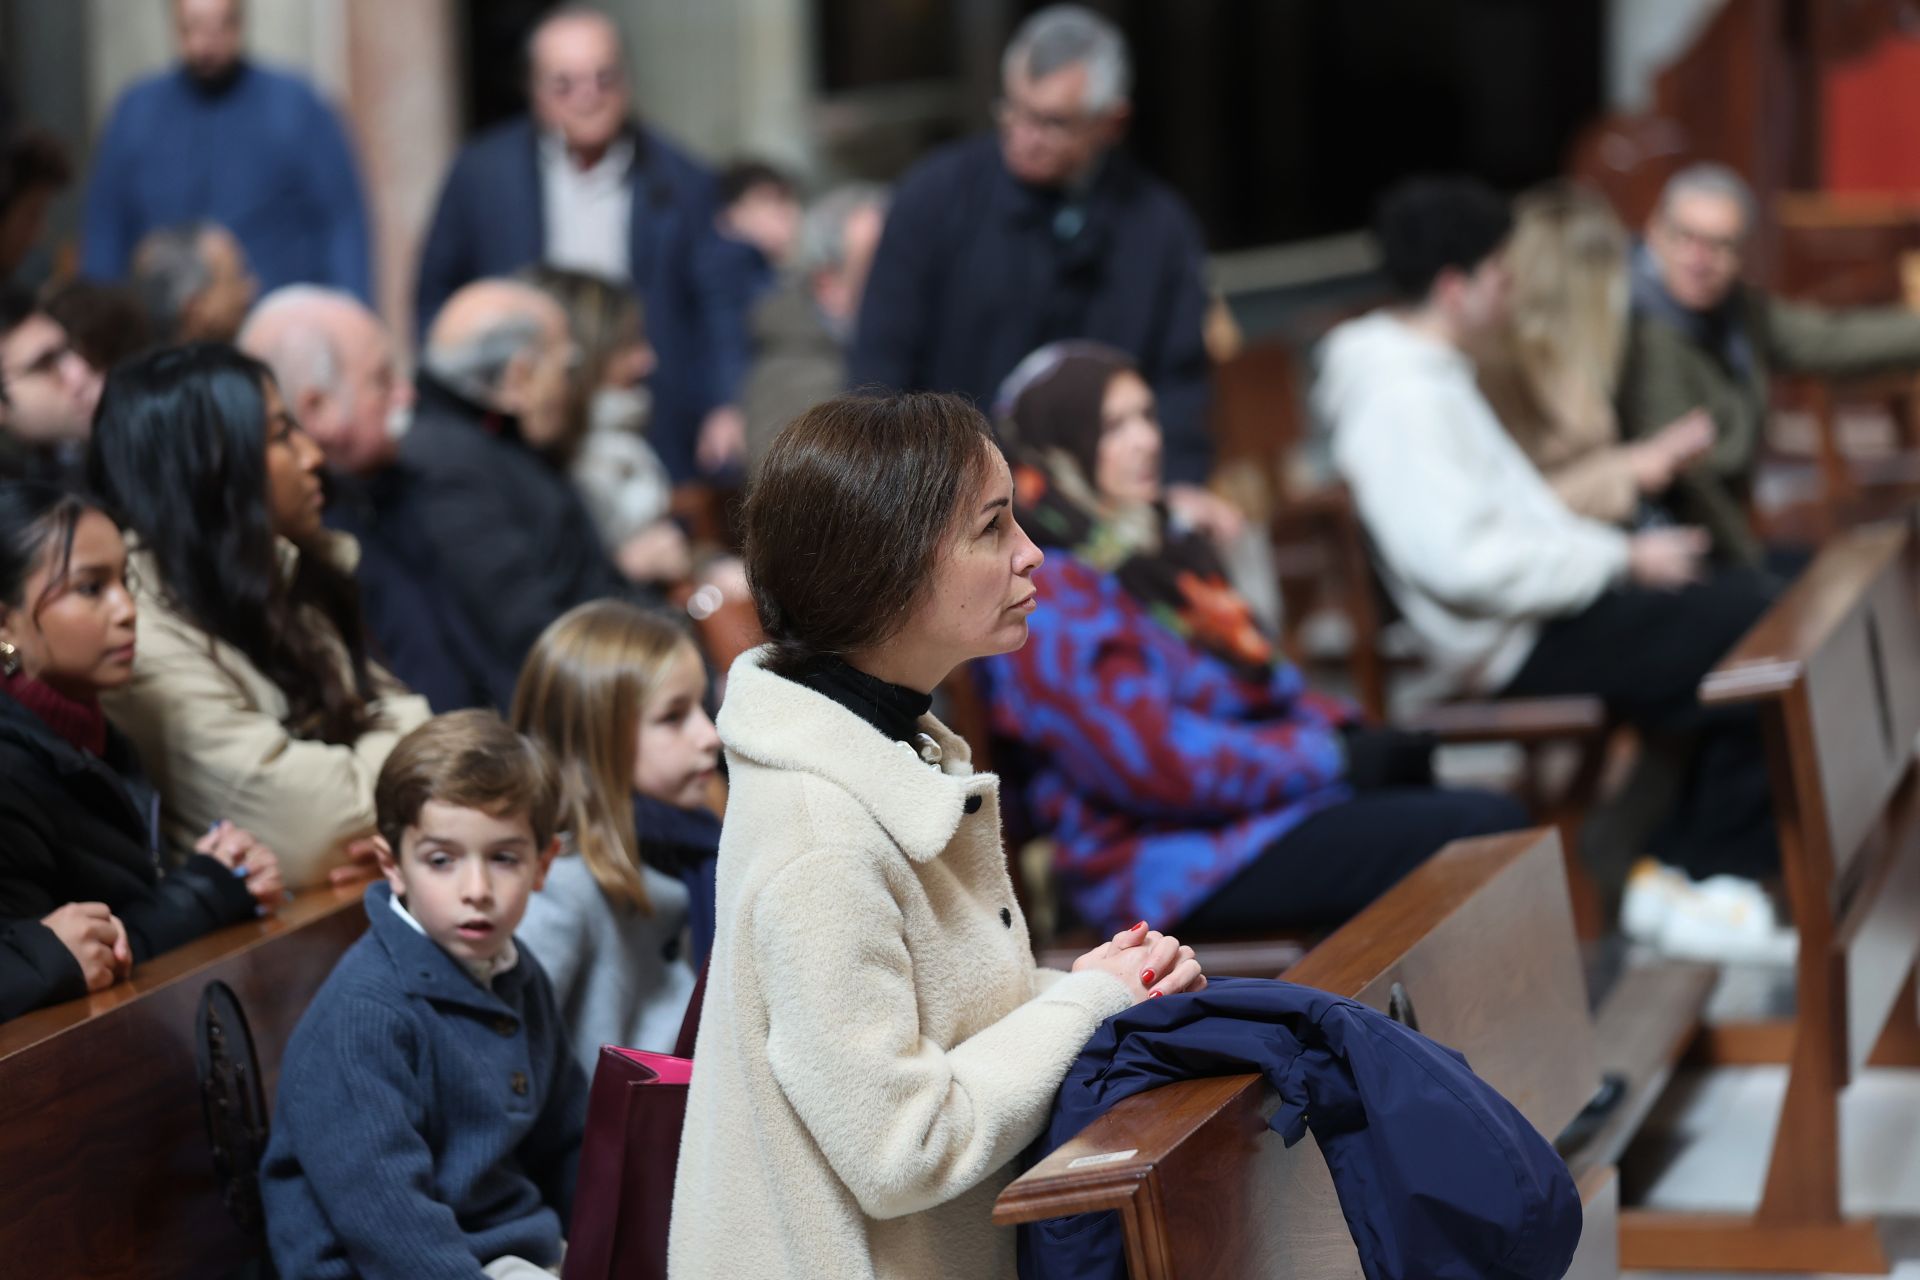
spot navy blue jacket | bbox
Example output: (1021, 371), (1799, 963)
(260, 883), (589, 1279)
(325, 467), (518, 714)
(1022, 977), (1582, 1280)
(413, 117), (745, 481)
(849, 134), (1215, 485)
(82, 62), (372, 301)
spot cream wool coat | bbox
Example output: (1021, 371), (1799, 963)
(668, 650), (1133, 1280)
(102, 534), (431, 889)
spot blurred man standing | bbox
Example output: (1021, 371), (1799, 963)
(82, 0), (371, 302)
(851, 4), (1223, 527)
(416, 6), (747, 482)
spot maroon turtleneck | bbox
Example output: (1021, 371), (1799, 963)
(2, 669), (108, 759)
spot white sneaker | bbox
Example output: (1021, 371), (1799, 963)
(1622, 860), (1797, 965)
(1620, 860), (1690, 945)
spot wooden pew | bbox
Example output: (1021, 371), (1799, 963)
(994, 828), (1619, 1279)
(1616, 517), (1920, 1273)
(0, 884), (368, 1280)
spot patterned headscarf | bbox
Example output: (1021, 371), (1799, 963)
(996, 342), (1274, 677)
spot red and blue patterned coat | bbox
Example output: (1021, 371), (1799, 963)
(981, 553), (1357, 934)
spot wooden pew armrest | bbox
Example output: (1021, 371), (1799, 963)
(993, 1073), (1269, 1226)
(1401, 696), (1608, 745)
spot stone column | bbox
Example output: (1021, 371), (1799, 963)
(340, 0), (459, 343)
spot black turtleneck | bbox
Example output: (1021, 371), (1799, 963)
(788, 656), (931, 748)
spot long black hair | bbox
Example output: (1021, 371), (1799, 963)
(86, 343), (379, 744)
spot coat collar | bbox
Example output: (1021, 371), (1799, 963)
(718, 647), (995, 862)
(363, 881), (525, 1019)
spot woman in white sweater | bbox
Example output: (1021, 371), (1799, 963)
(668, 393), (1206, 1279)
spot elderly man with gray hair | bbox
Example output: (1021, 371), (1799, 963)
(1622, 162), (1920, 568)
(397, 278), (647, 679)
(740, 182), (888, 466)
(849, 3), (1233, 535)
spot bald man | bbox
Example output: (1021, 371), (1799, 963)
(415, 5), (749, 482)
(240, 288), (511, 711)
(398, 279), (650, 678)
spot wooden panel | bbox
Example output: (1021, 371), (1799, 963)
(1702, 523), (1909, 707)
(996, 830), (1598, 1279)
(0, 885), (367, 1280)
(1281, 829), (1599, 1138)
(1840, 772), (1920, 1072)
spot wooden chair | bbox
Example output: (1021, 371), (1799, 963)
(993, 828), (1622, 1279)
(1614, 516), (1920, 1273)
(0, 885), (368, 1279)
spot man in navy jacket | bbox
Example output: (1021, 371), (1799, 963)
(850, 5), (1220, 505)
(414, 7), (748, 482)
(82, 0), (371, 303)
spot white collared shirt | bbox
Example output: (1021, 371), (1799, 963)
(540, 131), (634, 281)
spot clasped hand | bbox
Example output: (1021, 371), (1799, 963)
(1072, 920), (1207, 1004)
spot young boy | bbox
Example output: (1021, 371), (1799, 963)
(260, 710), (588, 1280)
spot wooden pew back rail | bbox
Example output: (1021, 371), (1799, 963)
(994, 829), (1613, 1280)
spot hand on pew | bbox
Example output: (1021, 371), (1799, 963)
(328, 834), (388, 887)
(195, 821), (285, 913)
(41, 901), (131, 991)
(1072, 920), (1208, 1001)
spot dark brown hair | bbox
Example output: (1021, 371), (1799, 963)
(375, 709), (564, 854)
(743, 391), (996, 678)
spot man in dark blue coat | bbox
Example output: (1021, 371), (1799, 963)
(414, 7), (749, 483)
(82, 0), (371, 303)
(850, 5), (1224, 516)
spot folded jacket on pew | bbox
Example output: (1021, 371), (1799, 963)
(1020, 976), (1582, 1280)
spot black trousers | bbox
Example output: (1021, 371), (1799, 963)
(1500, 572), (1778, 880)
(1178, 788), (1528, 934)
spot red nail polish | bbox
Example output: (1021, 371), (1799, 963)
(1148, 990), (1162, 999)
(1131, 920), (1147, 932)
(1140, 968), (1155, 986)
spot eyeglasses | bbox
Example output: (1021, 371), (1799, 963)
(1659, 217), (1743, 260)
(540, 68), (623, 100)
(994, 96), (1096, 141)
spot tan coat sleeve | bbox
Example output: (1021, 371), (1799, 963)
(1765, 298), (1920, 376)
(106, 615), (431, 889)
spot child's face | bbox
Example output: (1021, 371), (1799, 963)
(634, 644), (722, 810)
(383, 800), (556, 971)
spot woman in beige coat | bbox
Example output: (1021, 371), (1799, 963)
(88, 344), (429, 888)
(669, 393), (1207, 1279)
(1476, 181), (1714, 525)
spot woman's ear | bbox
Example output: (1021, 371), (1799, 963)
(532, 835), (562, 891)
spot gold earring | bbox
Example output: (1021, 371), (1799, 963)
(0, 639), (17, 677)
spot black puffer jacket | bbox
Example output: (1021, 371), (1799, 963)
(0, 691), (257, 1021)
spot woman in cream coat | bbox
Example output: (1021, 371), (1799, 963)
(88, 344), (430, 888)
(669, 393), (1206, 1279)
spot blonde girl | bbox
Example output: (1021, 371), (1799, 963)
(512, 600), (722, 1068)
(1478, 181), (1712, 524)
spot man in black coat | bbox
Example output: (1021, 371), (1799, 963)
(414, 6), (748, 483)
(850, 4), (1229, 528)
(403, 278), (651, 683)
